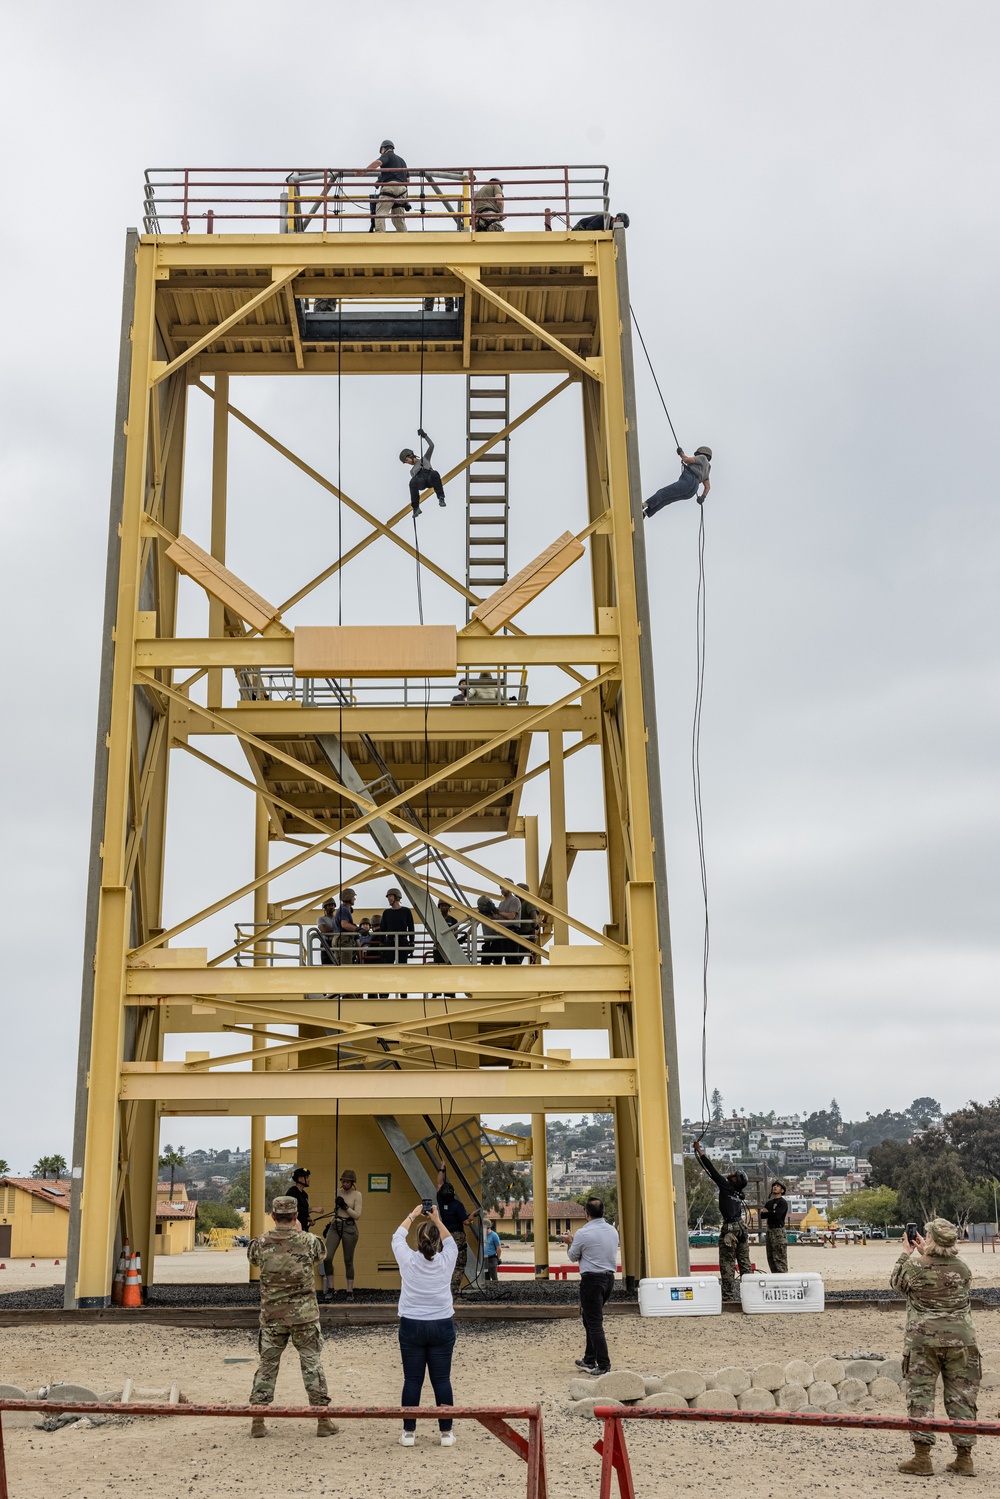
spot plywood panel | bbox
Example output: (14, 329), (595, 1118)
(166, 535), (280, 632)
(294, 625), (458, 678)
(469, 532), (585, 634)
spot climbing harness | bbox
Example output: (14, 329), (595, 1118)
(630, 303), (712, 1138)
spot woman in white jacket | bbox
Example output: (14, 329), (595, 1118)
(391, 1202), (459, 1446)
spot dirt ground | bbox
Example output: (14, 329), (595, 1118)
(3, 1304), (1000, 1498)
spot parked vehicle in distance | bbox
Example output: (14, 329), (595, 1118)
(867, 1227), (886, 1239)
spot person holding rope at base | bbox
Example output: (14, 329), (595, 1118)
(643, 446), (712, 518)
(693, 1139), (751, 1300)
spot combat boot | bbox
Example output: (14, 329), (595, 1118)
(249, 1418), (267, 1438)
(898, 1441), (934, 1475)
(946, 1448), (975, 1476)
(316, 1415), (339, 1437)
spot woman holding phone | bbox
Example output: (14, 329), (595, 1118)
(391, 1201), (459, 1447)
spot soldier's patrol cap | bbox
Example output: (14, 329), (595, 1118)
(272, 1196), (299, 1216)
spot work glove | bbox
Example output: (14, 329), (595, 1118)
(676, 446), (684, 456)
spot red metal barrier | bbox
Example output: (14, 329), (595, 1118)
(0, 1399), (546, 1499)
(593, 1405), (1000, 1499)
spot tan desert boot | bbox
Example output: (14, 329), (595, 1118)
(249, 1417), (267, 1438)
(316, 1415), (339, 1437)
(946, 1449), (975, 1477)
(898, 1441), (934, 1476)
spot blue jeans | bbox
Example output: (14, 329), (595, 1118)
(399, 1316), (456, 1430)
(645, 469), (699, 516)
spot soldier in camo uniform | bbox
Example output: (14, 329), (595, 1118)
(890, 1217), (981, 1477)
(247, 1195), (338, 1439)
(760, 1182), (789, 1274)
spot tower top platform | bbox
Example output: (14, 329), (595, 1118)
(143, 165), (615, 377)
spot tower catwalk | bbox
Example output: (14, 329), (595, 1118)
(66, 164), (688, 1305)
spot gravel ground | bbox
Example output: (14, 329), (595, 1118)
(3, 1309), (1000, 1497)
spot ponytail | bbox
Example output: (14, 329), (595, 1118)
(417, 1222), (442, 1261)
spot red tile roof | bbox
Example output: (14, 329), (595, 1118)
(155, 1201), (197, 1220)
(0, 1177), (71, 1207)
(493, 1200), (588, 1221)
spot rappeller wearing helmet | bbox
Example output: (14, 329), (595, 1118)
(642, 446), (712, 519)
(692, 1139), (751, 1300)
(400, 429), (446, 515)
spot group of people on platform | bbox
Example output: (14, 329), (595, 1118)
(316, 884), (539, 968)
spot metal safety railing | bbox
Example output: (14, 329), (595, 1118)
(593, 1405), (1000, 1499)
(305, 918), (538, 968)
(235, 669), (528, 708)
(0, 1400), (547, 1499)
(141, 164), (609, 235)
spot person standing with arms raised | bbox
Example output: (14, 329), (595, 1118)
(391, 1200), (459, 1448)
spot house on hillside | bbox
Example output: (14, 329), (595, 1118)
(154, 1197), (197, 1255)
(0, 1178), (71, 1259)
(494, 1200), (589, 1239)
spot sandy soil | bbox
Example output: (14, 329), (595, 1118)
(3, 1306), (1000, 1498)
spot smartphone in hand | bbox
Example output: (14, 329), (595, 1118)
(906, 1221), (918, 1244)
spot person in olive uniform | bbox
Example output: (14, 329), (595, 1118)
(693, 1140), (751, 1299)
(760, 1182), (789, 1274)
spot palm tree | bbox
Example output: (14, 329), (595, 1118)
(159, 1148), (186, 1200)
(31, 1154), (67, 1179)
(0, 1159), (9, 1177)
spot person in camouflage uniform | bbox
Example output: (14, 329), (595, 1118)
(693, 1141), (751, 1299)
(247, 1196), (337, 1439)
(890, 1217), (981, 1477)
(760, 1182), (789, 1274)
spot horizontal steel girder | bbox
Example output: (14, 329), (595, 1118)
(135, 635), (619, 670)
(125, 962), (629, 998)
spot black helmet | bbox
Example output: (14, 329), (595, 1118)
(729, 1170), (748, 1192)
(292, 1166), (309, 1183)
(616, 212), (630, 229)
(439, 1182), (455, 1202)
(380, 139), (394, 151)
(399, 447), (416, 462)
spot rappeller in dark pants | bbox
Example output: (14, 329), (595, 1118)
(643, 446), (712, 518)
(693, 1140), (751, 1300)
(760, 1181), (789, 1274)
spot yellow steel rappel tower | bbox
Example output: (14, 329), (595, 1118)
(66, 165), (689, 1306)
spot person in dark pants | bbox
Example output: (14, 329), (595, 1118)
(561, 1196), (620, 1375)
(693, 1141), (751, 1299)
(436, 1165), (476, 1292)
(380, 888), (415, 964)
(287, 1167), (313, 1233)
(572, 211), (630, 230)
(760, 1182), (789, 1273)
(400, 429), (446, 513)
(643, 447), (712, 518)
(391, 1202), (459, 1447)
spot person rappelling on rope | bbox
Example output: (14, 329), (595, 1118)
(400, 429), (446, 517)
(642, 446), (712, 519)
(692, 1139), (751, 1301)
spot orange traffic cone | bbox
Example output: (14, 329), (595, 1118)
(122, 1252), (142, 1309)
(0, 1263), (6, 1270)
(30, 1261), (36, 1269)
(54, 1258), (60, 1266)
(111, 1241), (128, 1306)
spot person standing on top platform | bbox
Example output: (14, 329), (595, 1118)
(692, 1140), (751, 1300)
(643, 447), (712, 518)
(400, 429), (446, 514)
(380, 887), (415, 964)
(367, 140), (409, 232)
(474, 179), (506, 231)
(760, 1182), (789, 1274)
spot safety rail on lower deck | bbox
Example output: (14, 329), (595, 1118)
(235, 668), (528, 708)
(142, 164), (609, 236)
(593, 1405), (1000, 1499)
(0, 1400), (547, 1499)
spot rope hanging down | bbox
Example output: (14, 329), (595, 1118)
(630, 302), (712, 1136)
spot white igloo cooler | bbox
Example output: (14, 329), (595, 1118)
(739, 1272), (825, 1314)
(638, 1275), (722, 1317)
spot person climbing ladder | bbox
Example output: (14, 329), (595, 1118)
(643, 446), (712, 518)
(400, 428), (446, 516)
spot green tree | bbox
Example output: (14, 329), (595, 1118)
(0, 1160), (9, 1177)
(575, 1184), (619, 1226)
(31, 1154), (67, 1179)
(946, 1098), (1000, 1184)
(684, 1156), (721, 1227)
(710, 1090), (724, 1123)
(225, 1167), (290, 1212)
(834, 1186), (899, 1225)
(481, 1160), (530, 1228)
(158, 1148), (186, 1200)
(197, 1201), (243, 1232)
(872, 1131), (975, 1225)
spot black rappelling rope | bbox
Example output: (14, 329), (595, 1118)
(631, 301), (712, 1140)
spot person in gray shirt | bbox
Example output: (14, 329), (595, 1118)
(643, 446), (712, 518)
(560, 1197), (620, 1374)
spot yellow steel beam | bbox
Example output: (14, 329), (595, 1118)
(126, 960), (628, 999)
(152, 237), (598, 270)
(150, 266), (303, 385)
(448, 265), (602, 382)
(135, 634), (618, 670)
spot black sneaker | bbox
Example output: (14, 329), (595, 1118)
(575, 1359), (596, 1371)
(589, 1366), (611, 1377)
(438, 498), (446, 507)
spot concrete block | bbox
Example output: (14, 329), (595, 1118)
(738, 1389), (776, 1411)
(868, 1376), (905, 1406)
(776, 1383), (808, 1412)
(808, 1380), (838, 1407)
(660, 1370), (706, 1400)
(44, 1384), (100, 1406)
(812, 1358), (844, 1385)
(589, 1370), (647, 1403)
(0, 1386), (35, 1429)
(568, 1398), (601, 1418)
(570, 1379), (596, 1401)
(709, 1367), (751, 1396)
(639, 1392), (690, 1409)
(842, 1360), (881, 1384)
(751, 1362), (786, 1392)
(876, 1359), (903, 1385)
(783, 1359), (814, 1389)
(837, 1377), (869, 1405)
(691, 1390), (739, 1410)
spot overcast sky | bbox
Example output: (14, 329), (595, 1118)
(1, 3), (998, 1171)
